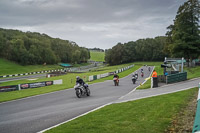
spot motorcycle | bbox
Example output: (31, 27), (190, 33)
(148, 67), (151, 71)
(141, 72), (144, 77)
(74, 83), (90, 98)
(135, 74), (138, 79)
(132, 76), (136, 84)
(113, 78), (119, 86)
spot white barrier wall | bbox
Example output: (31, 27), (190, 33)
(89, 76), (94, 81)
(53, 79), (63, 85)
(97, 75), (101, 79)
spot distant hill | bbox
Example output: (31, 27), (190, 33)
(90, 51), (105, 62)
(0, 28), (90, 65)
(88, 48), (104, 52)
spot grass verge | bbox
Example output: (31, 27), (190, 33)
(45, 88), (198, 133)
(185, 66), (200, 79)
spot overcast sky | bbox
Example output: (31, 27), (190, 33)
(0, 0), (187, 49)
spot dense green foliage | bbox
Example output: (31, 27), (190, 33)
(0, 28), (90, 65)
(45, 88), (197, 133)
(105, 37), (167, 65)
(105, 0), (200, 66)
(90, 51), (105, 62)
(165, 0), (200, 61)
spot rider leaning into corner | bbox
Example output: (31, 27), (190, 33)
(76, 76), (86, 89)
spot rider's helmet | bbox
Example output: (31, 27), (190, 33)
(76, 76), (80, 80)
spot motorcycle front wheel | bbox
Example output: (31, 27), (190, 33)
(86, 88), (90, 96)
(76, 89), (81, 98)
(114, 81), (117, 86)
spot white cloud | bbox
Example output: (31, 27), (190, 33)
(0, 0), (187, 49)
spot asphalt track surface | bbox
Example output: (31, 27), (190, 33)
(0, 66), (199, 133)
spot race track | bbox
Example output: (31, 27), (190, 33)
(0, 66), (199, 133)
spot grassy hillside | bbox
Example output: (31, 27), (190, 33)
(0, 58), (63, 75)
(90, 51), (105, 62)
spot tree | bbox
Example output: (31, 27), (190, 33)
(72, 50), (81, 64)
(166, 0), (200, 63)
(105, 49), (112, 64)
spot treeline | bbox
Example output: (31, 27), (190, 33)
(105, 0), (200, 65)
(105, 36), (167, 65)
(0, 28), (90, 65)
(89, 48), (104, 52)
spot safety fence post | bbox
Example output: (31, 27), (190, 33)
(193, 83), (200, 133)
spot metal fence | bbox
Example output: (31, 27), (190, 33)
(193, 83), (200, 133)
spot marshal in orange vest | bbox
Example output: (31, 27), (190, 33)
(152, 70), (157, 77)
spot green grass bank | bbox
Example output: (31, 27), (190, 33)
(0, 58), (63, 75)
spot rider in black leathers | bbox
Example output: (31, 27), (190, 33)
(76, 76), (86, 90)
(113, 73), (119, 79)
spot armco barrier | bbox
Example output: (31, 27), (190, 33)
(193, 83), (200, 133)
(88, 64), (134, 82)
(0, 69), (64, 78)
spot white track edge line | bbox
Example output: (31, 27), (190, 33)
(115, 86), (197, 104)
(119, 66), (154, 100)
(38, 84), (197, 132)
(37, 102), (113, 133)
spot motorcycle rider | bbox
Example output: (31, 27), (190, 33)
(76, 76), (86, 91)
(113, 73), (119, 86)
(148, 67), (151, 71)
(135, 72), (138, 79)
(113, 73), (119, 79)
(132, 73), (136, 84)
(141, 69), (144, 77)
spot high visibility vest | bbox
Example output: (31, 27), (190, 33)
(152, 71), (157, 77)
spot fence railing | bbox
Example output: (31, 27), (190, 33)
(193, 83), (200, 133)
(166, 72), (187, 84)
(88, 65), (134, 82)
